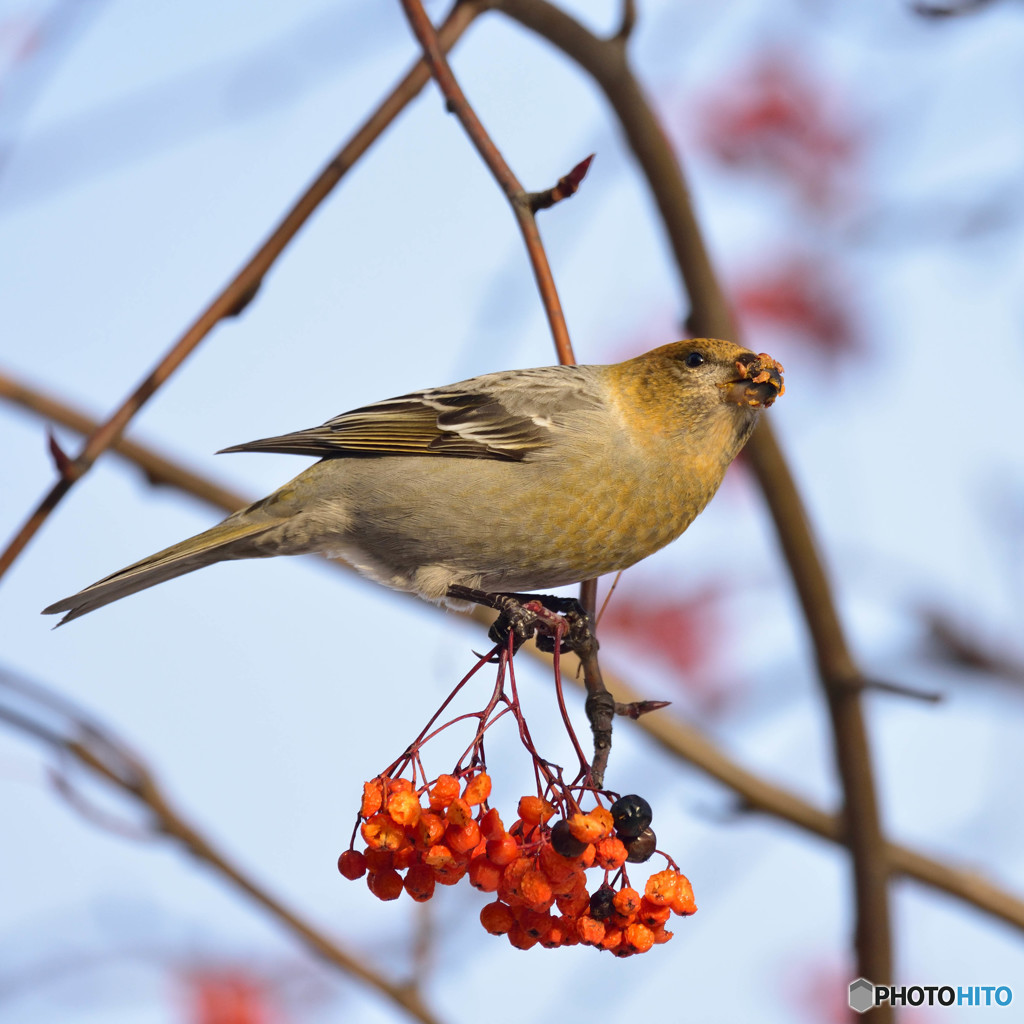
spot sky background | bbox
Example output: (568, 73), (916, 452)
(2, 0), (1024, 1021)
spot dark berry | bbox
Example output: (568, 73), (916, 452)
(550, 818), (588, 857)
(611, 794), (653, 838)
(589, 887), (616, 920)
(623, 826), (657, 863)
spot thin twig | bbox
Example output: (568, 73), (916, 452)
(613, 0), (637, 43)
(0, 669), (444, 1024)
(524, 153), (594, 212)
(487, 0), (893, 997)
(398, 0), (574, 366)
(0, 1), (479, 585)
(5, 386), (1019, 935)
(926, 610), (1024, 685)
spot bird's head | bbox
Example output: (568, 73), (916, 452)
(653, 338), (784, 410)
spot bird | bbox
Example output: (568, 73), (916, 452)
(43, 338), (783, 626)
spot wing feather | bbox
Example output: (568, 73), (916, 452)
(219, 366), (603, 462)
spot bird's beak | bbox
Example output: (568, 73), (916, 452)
(721, 352), (785, 408)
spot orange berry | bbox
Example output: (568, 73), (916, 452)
(337, 849), (366, 880)
(518, 909), (554, 939)
(540, 926), (564, 948)
(537, 842), (575, 880)
(364, 848), (394, 873)
(575, 915), (606, 946)
(578, 843), (596, 869)
(367, 869), (403, 901)
(567, 812), (604, 844)
(446, 819), (481, 855)
(414, 811), (445, 848)
(403, 864), (435, 903)
(479, 806), (505, 841)
(394, 846), (420, 871)
(387, 777), (413, 796)
(445, 797), (473, 828)
(670, 874), (697, 916)
(423, 843), (457, 870)
(485, 834), (520, 867)
(507, 922), (540, 950)
(520, 869), (554, 910)
(645, 869), (680, 906)
(468, 856), (502, 893)
(361, 813), (406, 852)
(387, 790), (421, 828)
(613, 887), (642, 918)
(590, 806), (614, 837)
(637, 897), (672, 927)
(433, 862), (469, 886)
(361, 779), (385, 818)
(548, 868), (586, 897)
(480, 900), (515, 935)
(555, 886), (590, 917)
(517, 795), (555, 824)
(429, 775), (460, 811)
(599, 925), (624, 952)
(498, 857), (532, 905)
(594, 836), (628, 871)
(463, 772), (491, 806)
(652, 924), (674, 944)
(624, 922), (655, 953)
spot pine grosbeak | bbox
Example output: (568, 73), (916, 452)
(44, 338), (783, 624)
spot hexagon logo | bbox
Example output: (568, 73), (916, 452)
(849, 977), (875, 1014)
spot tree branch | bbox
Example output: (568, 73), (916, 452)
(487, 0), (893, 995)
(0, 667), (444, 1024)
(398, 0), (575, 366)
(0, 1), (479, 584)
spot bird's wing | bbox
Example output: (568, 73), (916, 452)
(219, 366), (603, 462)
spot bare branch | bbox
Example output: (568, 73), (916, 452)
(487, 0), (893, 995)
(397, 0), (574, 366)
(0, 1), (479, 584)
(0, 667), (445, 1024)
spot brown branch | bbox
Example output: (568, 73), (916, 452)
(578, 660), (1024, 934)
(487, 0), (892, 996)
(0, 371), (252, 514)
(397, 0), (574, 366)
(0, 1), (479, 586)
(912, 0), (1000, 16)
(0, 667), (444, 1024)
(5, 375), (1022, 936)
(926, 610), (1024, 685)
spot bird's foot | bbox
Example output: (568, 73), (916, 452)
(447, 586), (598, 657)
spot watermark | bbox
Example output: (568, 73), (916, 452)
(848, 979), (1013, 1013)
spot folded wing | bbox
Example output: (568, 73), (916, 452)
(219, 366), (602, 462)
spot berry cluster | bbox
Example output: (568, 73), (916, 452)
(337, 772), (696, 956)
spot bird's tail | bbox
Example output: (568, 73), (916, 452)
(43, 515), (278, 626)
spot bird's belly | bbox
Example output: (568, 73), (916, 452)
(335, 455), (711, 596)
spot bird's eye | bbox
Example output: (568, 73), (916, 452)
(684, 352), (704, 368)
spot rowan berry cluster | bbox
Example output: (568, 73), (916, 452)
(337, 771), (696, 955)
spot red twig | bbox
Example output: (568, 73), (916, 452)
(397, 0), (575, 367)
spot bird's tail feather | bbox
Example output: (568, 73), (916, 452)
(42, 517), (277, 626)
